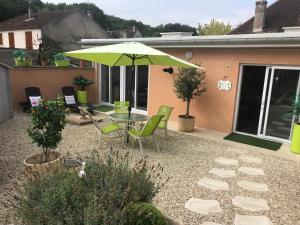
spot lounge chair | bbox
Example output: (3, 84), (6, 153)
(127, 115), (163, 158)
(61, 86), (95, 114)
(19, 87), (42, 112)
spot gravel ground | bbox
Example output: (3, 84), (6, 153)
(0, 113), (299, 225)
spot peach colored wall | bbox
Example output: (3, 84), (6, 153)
(148, 48), (300, 133)
(9, 67), (97, 111)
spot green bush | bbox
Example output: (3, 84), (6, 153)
(18, 150), (165, 225)
(125, 203), (168, 225)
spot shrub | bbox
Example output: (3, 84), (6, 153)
(125, 203), (168, 225)
(18, 150), (165, 225)
(53, 53), (69, 61)
(27, 97), (68, 163)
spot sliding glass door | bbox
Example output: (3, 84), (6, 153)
(236, 65), (300, 141)
(100, 65), (149, 112)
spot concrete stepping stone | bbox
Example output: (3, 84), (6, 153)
(202, 222), (223, 225)
(238, 167), (265, 176)
(198, 177), (229, 191)
(214, 157), (238, 166)
(239, 155), (262, 164)
(209, 168), (236, 178)
(232, 196), (270, 211)
(234, 215), (273, 225)
(237, 180), (268, 192)
(185, 198), (222, 215)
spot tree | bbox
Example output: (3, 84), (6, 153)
(198, 19), (232, 35)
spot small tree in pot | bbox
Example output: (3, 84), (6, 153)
(73, 75), (94, 104)
(173, 67), (206, 132)
(287, 95), (300, 154)
(25, 98), (68, 180)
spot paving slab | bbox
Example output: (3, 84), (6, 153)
(232, 196), (270, 212)
(238, 167), (265, 176)
(239, 155), (262, 164)
(214, 157), (238, 166)
(198, 177), (229, 191)
(237, 180), (268, 192)
(201, 222), (223, 225)
(209, 168), (236, 178)
(234, 215), (273, 225)
(185, 198), (222, 215)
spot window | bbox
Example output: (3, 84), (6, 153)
(8, 32), (14, 48)
(0, 33), (3, 45)
(25, 31), (33, 49)
(100, 65), (149, 111)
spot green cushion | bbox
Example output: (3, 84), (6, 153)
(100, 123), (121, 134)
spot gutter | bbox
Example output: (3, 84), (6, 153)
(80, 32), (300, 49)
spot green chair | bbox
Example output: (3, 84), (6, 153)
(83, 108), (122, 147)
(127, 115), (163, 157)
(157, 105), (174, 136)
(114, 101), (129, 114)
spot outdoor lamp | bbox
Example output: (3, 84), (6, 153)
(163, 67), (174, 74)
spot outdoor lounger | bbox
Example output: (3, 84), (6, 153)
(19, 87), (42, 112)
(61, 86), (95, 114)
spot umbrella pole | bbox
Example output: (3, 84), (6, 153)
(128, 57), (136, 117)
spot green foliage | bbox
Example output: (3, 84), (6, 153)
(18, 150), (165, 225)
(12, 49), (26, 59)
(125, 203), (168, 225)
(53, 53), (69, 61)
(174, 68), (206, 116)
(287, 95), (300, 123)
(73, 75), (94, 91)
(198, 19), (232, 35)
(27, 98), (68, 162)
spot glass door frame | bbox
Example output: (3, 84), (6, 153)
(98, 64), (149, 115)
(234, 64), (300, 143)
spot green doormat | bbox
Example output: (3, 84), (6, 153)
(224, 133), (282, 151)
(94, 105), (114, 112)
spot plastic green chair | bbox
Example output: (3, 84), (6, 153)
(157, 105), (174, 136)
(127, 115), (163, 157)
(114, 101), (129, 114)
(83, 108), (122, 147)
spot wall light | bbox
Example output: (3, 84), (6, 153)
(162, 67), (174, 74)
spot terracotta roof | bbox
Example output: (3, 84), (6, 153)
(230, 0), (300, 34)
(0, 9), (77, 31)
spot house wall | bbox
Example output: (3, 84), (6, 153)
(0, 29), (41, 50)
(42, 11), (110, 51)
(147, 48), (300, 133)
(9, 67), (97, 111)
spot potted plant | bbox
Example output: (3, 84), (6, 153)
(73, 75), (94, 104)
(288, 95), (300, 154)
(24, 53), (33, 67)
(12, 49), (26, 66)
(25, 98), (68, 180)
(53, 53), (70, 67)
(173, 67), (206, 132)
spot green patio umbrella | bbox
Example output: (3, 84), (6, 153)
(64, 42), (200, 115)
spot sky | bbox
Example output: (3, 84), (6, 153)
(44, 0), (277, 28)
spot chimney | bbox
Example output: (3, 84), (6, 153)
(28, 0), (32, 19)
(253, 0), (267, 33)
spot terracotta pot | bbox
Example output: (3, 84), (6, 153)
(178, 115), (195, 132)
(24, 151), (63, 181)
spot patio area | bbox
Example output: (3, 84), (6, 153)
(0, 113), (300, 225)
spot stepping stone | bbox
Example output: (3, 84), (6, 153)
(214, 157), (238, 166)
(209, 168), (236, 178)
(238, 167), (265, 176)
(202, 222), (222, 225)
(185, 198), (222, 215)
(198, 177), (229, 191)
(232, 196), (270, 211)
(239, 155), (262, 164)
(234, 215), (273, 225)
(237, 180), (268, 192)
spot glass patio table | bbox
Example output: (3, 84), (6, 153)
(108, 113), (148, 148)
